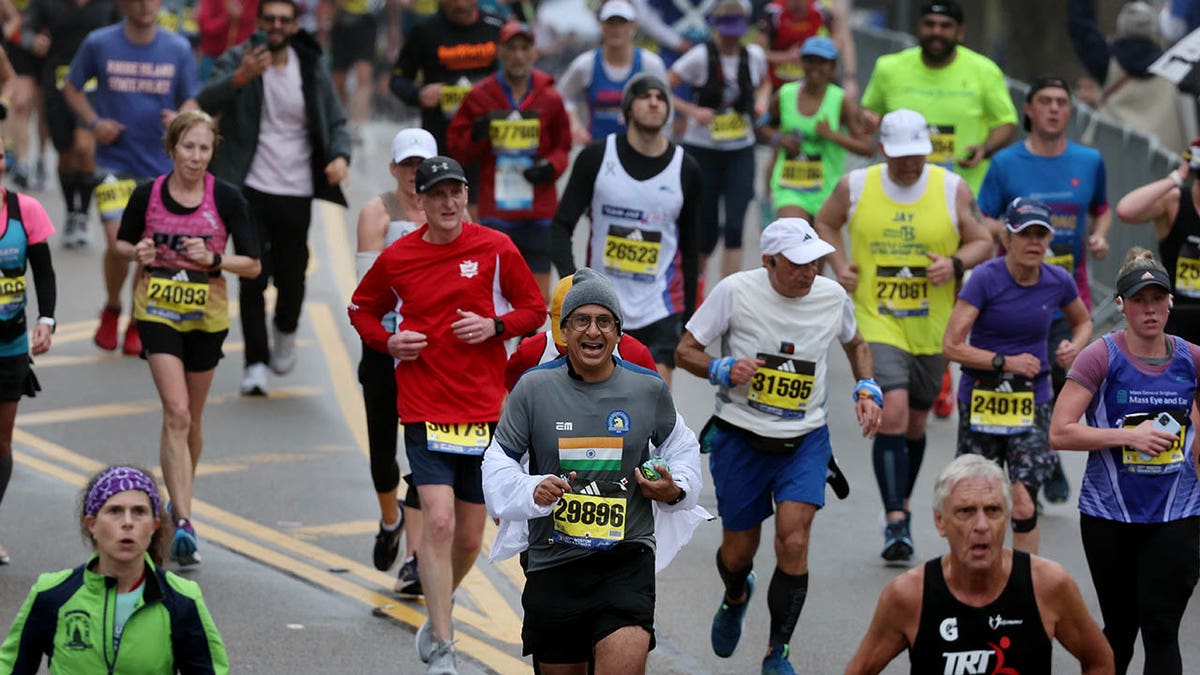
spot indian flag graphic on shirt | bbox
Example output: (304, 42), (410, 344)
(559, 437), (623, 472)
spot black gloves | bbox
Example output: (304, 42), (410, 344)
(523, 159), (555, 185)
(471, 115), (492, 141)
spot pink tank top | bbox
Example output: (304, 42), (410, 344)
(145, 173), (228, 271)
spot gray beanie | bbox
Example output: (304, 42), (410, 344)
(621, 73), (672, 122)
(560, 268), (623, 331)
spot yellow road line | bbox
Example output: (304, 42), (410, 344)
(307, 302), (369, 456)
(286, 520), (379, 538)
(10, 448), (528, 675)
(320, 201), (358, 306)
(15, 386), (324, 426)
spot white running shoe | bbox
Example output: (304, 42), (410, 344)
(416, 620), (436, 663)
(240, 363), (269, 396)
(269, 327), (297, 375)
(425, 637), (456, 675)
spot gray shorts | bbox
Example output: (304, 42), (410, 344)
(955, 399), (1055, 491)
(869, 342), (946, 411)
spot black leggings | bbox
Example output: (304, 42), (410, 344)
(358, 343), (422, 509)
(1080, 513), (1200, 674)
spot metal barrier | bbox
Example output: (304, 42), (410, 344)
(853, 24), (1179, 331)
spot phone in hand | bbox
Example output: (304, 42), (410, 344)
(248, 30), (268, 50)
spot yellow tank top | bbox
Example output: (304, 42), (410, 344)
(848, 165), (959, 355)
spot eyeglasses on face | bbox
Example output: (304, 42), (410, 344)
(568, 313), (617, 333)
(260, 14), (294, 25)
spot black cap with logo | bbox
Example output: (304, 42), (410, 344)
(415, 156), (468, 194)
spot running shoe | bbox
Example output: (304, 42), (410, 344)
(171, 519), (201, 566)
(94, 306), (121, 351)
(269, 327), (297, 375)
(395, 555), (422, 597)
(416, 620), (436, 663)
(373, 514), (403, 571)
(240, 364), (269, 396)
(711, 569), (755, 657)
(881, 518), (913, 563)
(122, 322), (142, 357)
(826, 455), (850, 500)
(9, 159), (28, 190)
(762, 644), (796, 675)
(426, 636), (457, 675)
(932, 368), (954, 419)
(1043, 460), (1071, 504)
(67, 212), (89, 248)
(0, 545), (10, 565)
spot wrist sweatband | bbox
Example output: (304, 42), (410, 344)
(853, 378), (883, 407)
(708, 356), (735, 388)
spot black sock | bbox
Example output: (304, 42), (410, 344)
(0, 449), (11, 507)
(767, 568), (808, 648)
(75, 173), (95, 214)
(59, 171), (77, 215)
(873, 433), (909, 514)
(905, 436), (926, 499)
(716, 547), (752, 604)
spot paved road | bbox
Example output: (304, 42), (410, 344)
(0, 121), (1196, 674)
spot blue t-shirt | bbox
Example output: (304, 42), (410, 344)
(67, 25), (199, 178)
(956, 257), (1078, 404)
(978, 141), (1107, 310)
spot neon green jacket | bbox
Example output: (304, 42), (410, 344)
(0, 554), (228, 674)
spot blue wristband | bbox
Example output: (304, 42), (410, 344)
(854, 378), (883, 407)
(708, 356), (735, 388)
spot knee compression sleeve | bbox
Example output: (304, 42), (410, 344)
(1011, 514), (1037, 533)
(716, 548), (752, 603)
(873, 433), (909, 512)
(768, 568), (808, 648)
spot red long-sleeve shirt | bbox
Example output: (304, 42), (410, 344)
(348, 222), (545, 423)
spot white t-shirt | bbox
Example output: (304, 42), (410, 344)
(670, 42), (766, 150)
(245, 47), (314, 197)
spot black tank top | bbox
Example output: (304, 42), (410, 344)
(909, 551), (1052, 675)
(1161, 183), (1200, 343)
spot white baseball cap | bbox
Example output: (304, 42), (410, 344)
(600, 0), (637, 21)
(879, 109), (933, 158)
(760, 218), (835, 265)
(391, 128), (437, 164)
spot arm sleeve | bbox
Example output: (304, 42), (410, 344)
(1065, 337), (1109, 392)
(678, 153), (701, 317)
(550, 141), (605, 277)
(1067, 0), (1113, 84)
(27, 244), (55, 320)
(215, 182), (260, 258)
(0, 586), (50, 674)
(653, 405), (702, 512)
(389, 27), (424, 106)
(116, 185), (153, 245)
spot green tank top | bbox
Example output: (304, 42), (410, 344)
(769, 82), (845, 215)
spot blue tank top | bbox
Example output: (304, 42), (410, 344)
(587, 49), (643, 139)
(0, 190), (30, 357)
(1080, 334), (1200, 523)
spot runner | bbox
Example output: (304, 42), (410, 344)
(978, 74), (1111, 505)
(447, 20), (571, 301)
(676, 218), (879, 674)
(942, 197), (1091, 554)
(844, 454), (1113, 674)
(3, 0), (48, 191)
(668, 0), (770, 280)
(1050, 248), (1200, 675)
(814, 108), (992, 563)
(756, 35), (871, 222)
(0, 140), (56, 567)
(555, 0), (667, 145)
(356, 128), (433, 597)
(756, 0), (856, 96)
(329, 0), (383, 137)
(63, 0), (199, 357)
(0, 464), (229, 672)
(114, 111), (261, 566)
(482, 267), (704, 674)
(552, 73), (700, 385)
(348, 155), (545, 674)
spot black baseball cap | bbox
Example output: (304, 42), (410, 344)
(1024, 75), (1071, 131)
(1116, 267), (1171, 299)
(921, 1), (963, 23)
(415, 156), (468, 193)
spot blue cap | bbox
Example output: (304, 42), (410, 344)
(1004, 197), (1053, 233)
(800, 36), (838, 60)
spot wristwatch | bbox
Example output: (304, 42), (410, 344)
(492, 317), (505, 337)
(992, 352), (1006, 372)
(667, 488), (687, 505)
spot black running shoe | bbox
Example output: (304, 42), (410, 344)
(826, 455), (850, 499)
(372, 513), (403, 571)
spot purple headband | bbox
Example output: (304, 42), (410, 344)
(85, 467), (162, 517)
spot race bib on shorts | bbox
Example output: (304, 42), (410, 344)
(747, 353), (815, 418)
(95, 177), (137, 216)
(1122, 410), (1187, 474)
(603, 225), (661, 280)
(425, 422), (490, 456)
(710, 111), (749, 142)
(969, 377), (1034, 435)
(145, 268), (209, 323)
(552, 478), (627, 550)
(875, 266), (929, 317)
(779, 155), (822, 192)
(0, 274), (25, 315)
(928, 124), (955, 169)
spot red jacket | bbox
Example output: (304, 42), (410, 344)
(348, 223), (546, 423)
(447, 69), (571, 221)
(504, 331), (658, 391)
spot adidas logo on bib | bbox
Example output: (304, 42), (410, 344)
(777, 360), (798, 373)
(171, 269), (190, 283)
